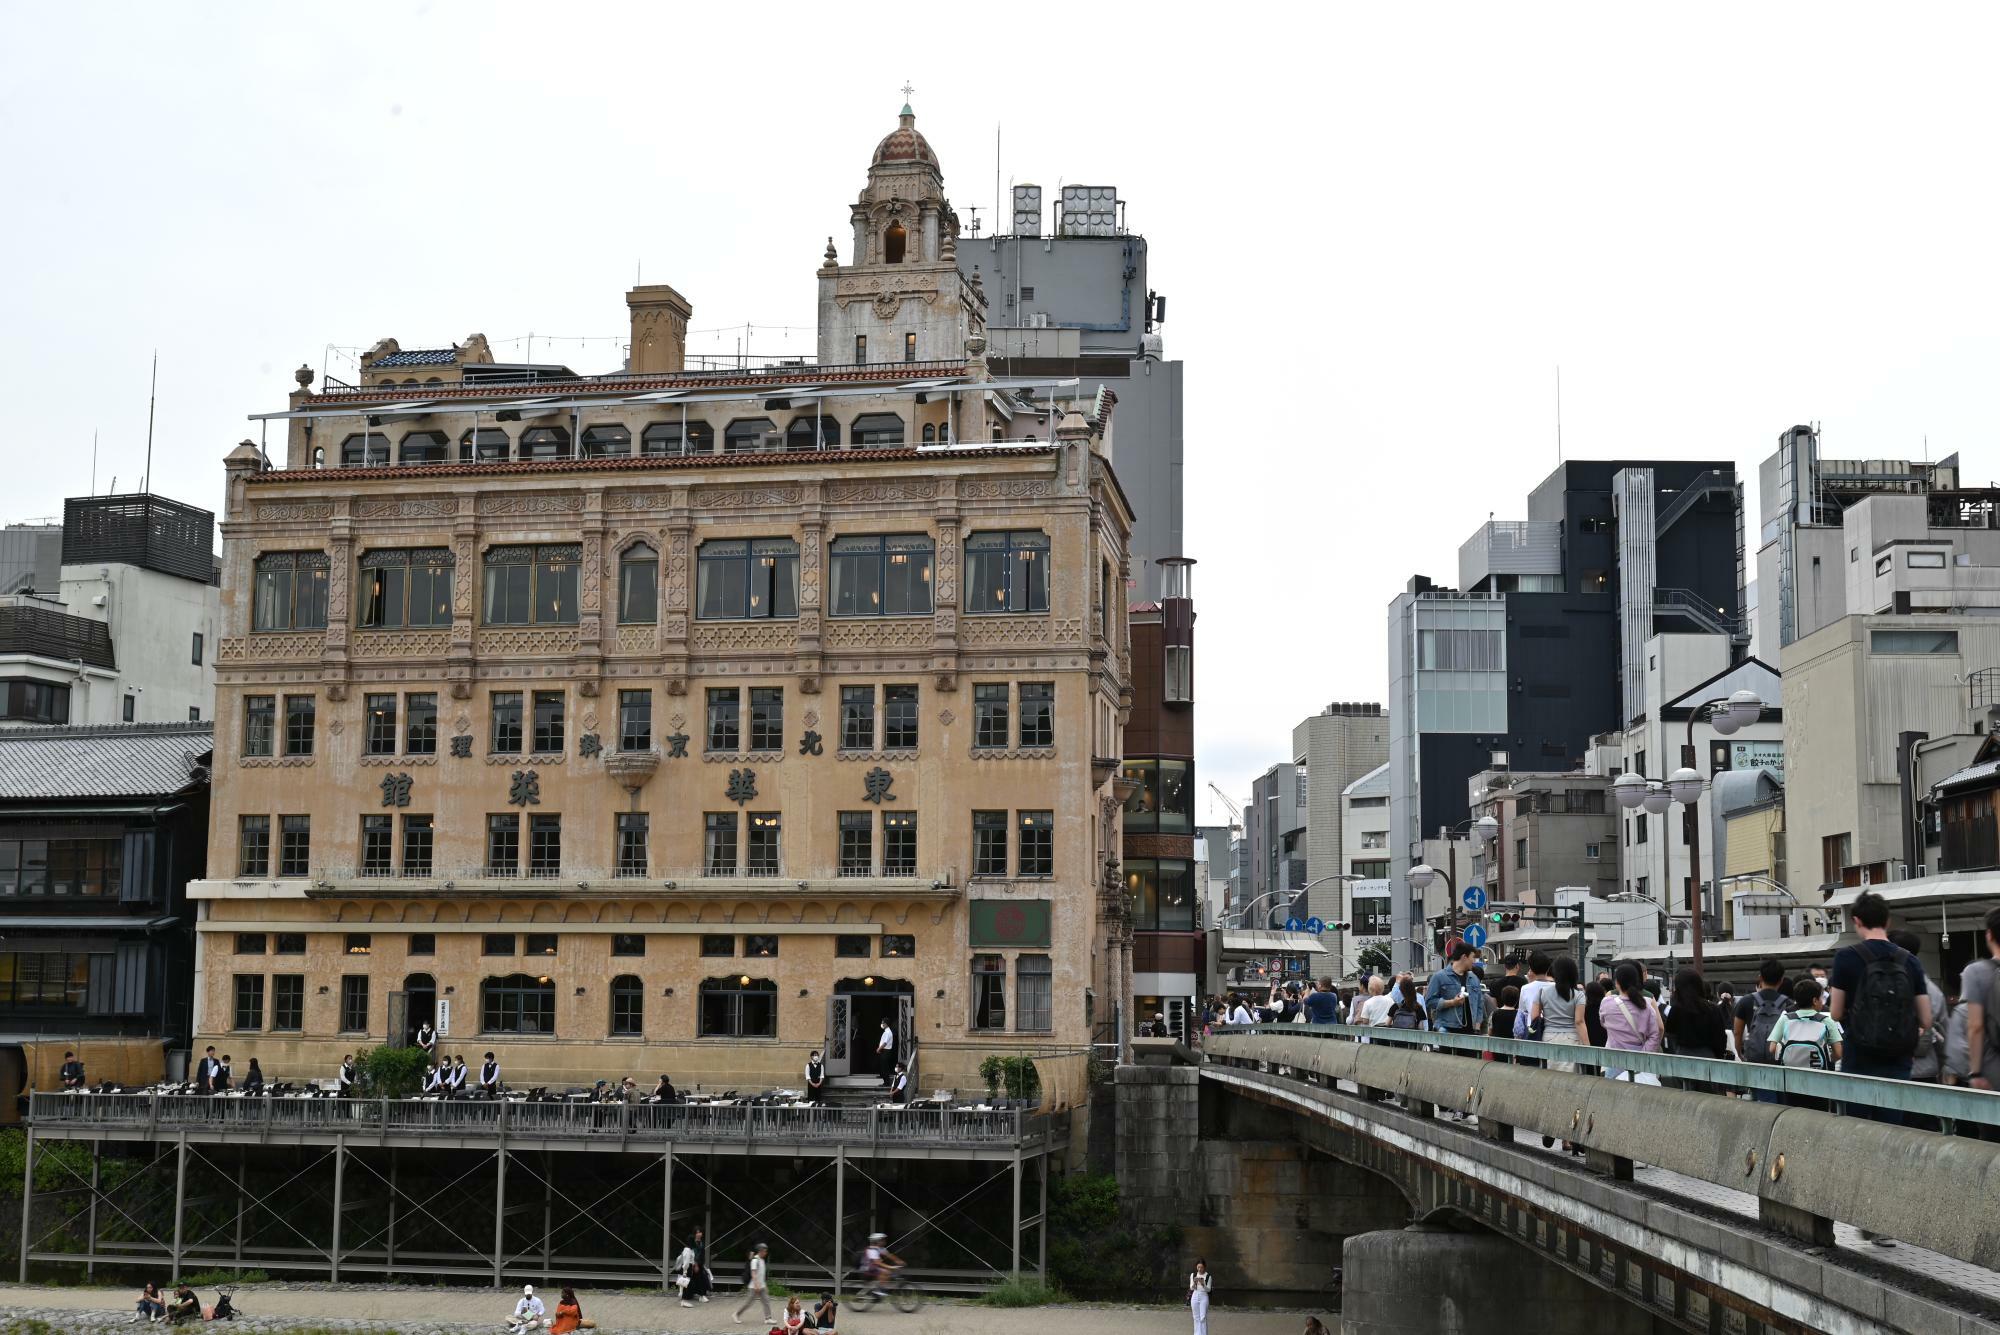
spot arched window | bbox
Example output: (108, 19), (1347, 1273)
(619, 543), (658, 625)
(581, 424), (631, 458)
(312, 446), (326, 469)
(339, 433), (389, 467)
(642, 421), (715, 455)
(723, 417), (777, 454)
(698, 976), (776, 1038)
(481, 973), (555, 1034)
(398, 431), (449, 465)
(849, 414), (906, 447)
(519, 426), (571, 459)
(884, 221), (907, 264)
(921, 423), (936, 444)
(785, 417), (840, 452)
(610, 974), (644, 1036)
(461, 428), (510, 462)
(252, 552), (331, 631)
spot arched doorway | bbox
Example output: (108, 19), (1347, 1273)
(402, 973), (436, 1044)
(828, 976), (913, 1087)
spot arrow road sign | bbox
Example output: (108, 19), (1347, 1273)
(1305, 917), (1325, 935)
(1462, 922), (1488, 950)
(1462, 885), (1488, 913)
(1284, 917), (1303, 932)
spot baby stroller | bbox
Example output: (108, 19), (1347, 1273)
(211, 1287), (240, 1320)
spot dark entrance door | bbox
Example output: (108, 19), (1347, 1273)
(403, 973), (437, 1043)
(832, 977), (913, 1087)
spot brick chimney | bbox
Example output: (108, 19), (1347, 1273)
(626, 284), (693, 374)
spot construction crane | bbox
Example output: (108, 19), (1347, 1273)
(1208, 775), (1240, 827)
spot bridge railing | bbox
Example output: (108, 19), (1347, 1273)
(1202, 1023), (2000, 1271)
(25, 1092), (1055, 1149)
(1211, 1021), (2000, 1129)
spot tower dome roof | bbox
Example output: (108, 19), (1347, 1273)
(872, 107), (936, 168)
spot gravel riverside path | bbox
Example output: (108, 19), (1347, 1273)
(0, 1283), (1323, 1335)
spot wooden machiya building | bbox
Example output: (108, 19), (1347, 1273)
(191, 109), (1136, 1098)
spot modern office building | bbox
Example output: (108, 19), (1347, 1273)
(0, 494), (220, 729)
(955, 181), (1181, 596)
(1387, 461), (1742, 968)
(1123, 560), (1198, 1039)
(1244, 761), (1305, 927)
(0, 720), (211, 1118)
(1465, 768), (1619, 908)
(189, 105), (1136, 1095)
(1291, 702), (1388, 933)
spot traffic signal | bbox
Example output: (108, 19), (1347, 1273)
(1488, 911), (1504, 924)
(1328, 921), (1350, 932)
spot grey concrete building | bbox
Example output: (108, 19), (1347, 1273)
(1244, 762), (1305, 926)
(0, 522), (60, 597)
(956, 187), (1181, 596)
(1467, 769), (1619, 906)
(1291, 702), (1389, 926)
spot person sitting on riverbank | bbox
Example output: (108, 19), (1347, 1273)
(136, 1280), (165, 1322)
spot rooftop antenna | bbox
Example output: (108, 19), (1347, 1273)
(1555, 364), (1563, 464)
(994, 124), (1002, 237)
(90, 429), (98, 496)
(143, 350), (158, 494)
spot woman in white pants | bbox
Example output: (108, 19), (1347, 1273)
(1188, 1258), (1213, 1335)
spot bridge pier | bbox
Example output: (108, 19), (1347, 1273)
(1343, 1227), (1658, 1335)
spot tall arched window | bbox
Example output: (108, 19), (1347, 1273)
(610, 974), (644, 1036)
(884, 222), (907, 264)
(619, 543), (658, 625)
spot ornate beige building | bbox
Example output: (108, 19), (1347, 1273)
(189, 108), (1134, 1095)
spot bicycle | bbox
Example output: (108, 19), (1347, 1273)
(847, 1271), (923, 1313)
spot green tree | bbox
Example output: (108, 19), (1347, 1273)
(1356, 943), (1394, 977)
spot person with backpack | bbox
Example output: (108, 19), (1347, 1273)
(1599, 962), (1664, 1083)
(1957, 908), (2000, 1097)
(1828, 890), (1933, 1125)
(1768, 977), (1842, 1080)
(1733, 958), (1794, 1102)
(1383, 976), (1428, 1031)
(1890, 930), (1949, 1093)
(733, 1241), (772, 1325)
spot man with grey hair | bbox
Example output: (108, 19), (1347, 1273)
(1348, 975), (1386, 1025)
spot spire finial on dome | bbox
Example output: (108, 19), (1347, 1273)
(899, 81), (915, 120)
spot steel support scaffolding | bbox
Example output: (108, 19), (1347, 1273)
(17, 1114), (1063, 1291)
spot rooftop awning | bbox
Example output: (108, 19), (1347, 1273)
(1823, 872), (2000, 910)
(1622, 932), (1845, 963)
(1, 915), (181, 931)
(1218, 930), (1328, 957)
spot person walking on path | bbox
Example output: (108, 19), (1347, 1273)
(1424, 941), (1488, 1048)
(1600, 963), (1663, 1083)
(1304, 976), (1341, 1025)
(1959, 908), (2000, 1094)
(875, 1021), (896, 1088)
(734, 1241), (772, 1325)
(1829, 890), (1932, 1125)
(1188, 1258), (1213, 1335)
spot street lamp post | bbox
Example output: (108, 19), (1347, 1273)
(1612, 688), (1763, 974)
(1408, 815), (1498, 968)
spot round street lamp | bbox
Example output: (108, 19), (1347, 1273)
(1612, 771), (1647, 810)
(1407, 864), (1436, 891)
(1641, 782), (1673, 815)
(1472, 815), (1500, 843)
(1668, 766), (1705, 805)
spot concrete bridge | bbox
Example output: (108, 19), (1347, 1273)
(1118, 1027), (2000, 1335)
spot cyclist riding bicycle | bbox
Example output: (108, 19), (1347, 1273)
(859, 1232), (904, 1300)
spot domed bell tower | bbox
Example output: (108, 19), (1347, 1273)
(816, 102), (987, 367)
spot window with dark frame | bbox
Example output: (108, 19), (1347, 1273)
(849, 413), (905, 445)
(611, 974), (644, 1035)
(884, 811), (917, 876)
(364, 694), (398, 755)
(973, 811), (1008, 877)
(359, 548), (454, 629)
(239, 816), (270, 877)
(481, 974), (554, 1034)
(619, 544), (659, 625)
(904, 332), (917, 362)
(840, 686), (875, 751)
(700, 935), (734, 957)
(409, 933), (435, 956)
(748, 688), (783, 751)
(723, 417), (778, 454)
(525, 933), (557, 957)
(695, 539), (799, 620)
(0, 680), (70, 724)
(271, 975), (304, 1031)
(402, 814), (433, 876)
(490, 692), (524, 754)
(275, 933), (305, 955)
(581, 424), (632, 457)
(612, 934), (645, 957)
(192, 632), (203, 665)
(252, 552), (331, 631)
(532, 691), (565, 753)
(520, 426), (571, 458)
(243, 696), (276, 756)
(746, 812), (781, 875)
(704, 812), (737, 875)
(972, 955), (1006, 1030)
(527, 814), (562, 876)
(483, 933), (516, 956)
(743, 934), (779, 959)
(879, 934), (915, 959)
(698, 976), (777, 1038)
(619, 689), (652, 751)
(339, 432), (389, 466)
(641, 421), (715, 456)
(406, 693), (438, 754)
(829, 535), (935, 617)
(1019, 811), (1053, 876)
(965, 530), (1050, 614)
(883, 685), (918, 749)
(839, 811), (872, 875)
(1019, 683), (1054, 747)
(1015, 955), (1052, 1031)
(284, 696), (316, 756)
(487, 813), (520, 874)
(360, 815), (393, 874)
(973, 684), (1010, 748)
(235, 933), (266, 955)
(461, 427), (510, 461)
(706, 688), (739, 752)
(278, 815), (311, 877)
(616, 812), (648, 877)
(481, 545), (580, 626)
(339, 975), (370, 1033)
(233, 975), (264, 1031)
(836, 935), (871, 958)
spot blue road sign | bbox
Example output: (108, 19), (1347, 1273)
(1463, 922), (1488, 950)
(1462, 885), (1488, 913)
(1284, 917), (1303, 932)
(1305, 916), (1325, 935)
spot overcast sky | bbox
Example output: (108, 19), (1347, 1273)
(6, 4), (2000, 822)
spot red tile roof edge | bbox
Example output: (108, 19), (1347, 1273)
(245, 445), (1056, 486)
(310, 363), (971, 404)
